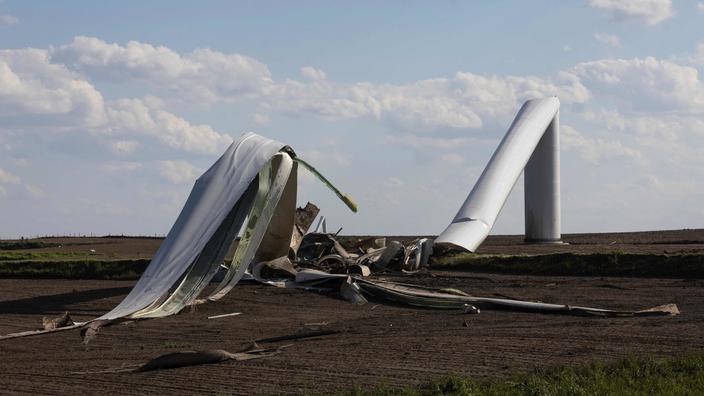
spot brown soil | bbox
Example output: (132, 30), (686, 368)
(1, 271), (703, 394)
(2, 236), (164, 260)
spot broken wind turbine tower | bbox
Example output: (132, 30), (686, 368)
(436, 97), (562, 252)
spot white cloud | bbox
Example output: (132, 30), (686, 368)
(588, 0), (674, 25)
(3, 37), (702, 173)
(0, 47), (233, 155)
(627, 114), (704, 142)
(0, 49), (106, 127)
(439, 153), (464, 165)
(51, 36), (273, 104)
(298, 148), (351, 168)
(697, 2), (704, 11)
(10, 158), (29, 167)
(579, 109), (626, 131)
(266, 71), (588, 131)
(105, 98), (233, 154)
(100, 161), (142, 172)
(252, 113), (270, 126)
(0, 14), (18, 25)
(4, 34), (704, 236)
(0, 168), (46, 200)
(23, 184), (46, 199)
(385, 135), (468, 150)
(49, 37), (590, 133)
(156, 160), (200, 184)
(593, 32), (621, 48)
(0, 167), (20, 184)
(110, 140), (140, 154)
(561, 124), (641, 164)
(388, 177), (405, 187)
(690, 42), (704, 66)
(301, 66), (326, 80)
(569, 54), (704, 169)
(573, 57), (704, 111)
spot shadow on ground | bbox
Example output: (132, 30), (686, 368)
(0, 286), (131, 314)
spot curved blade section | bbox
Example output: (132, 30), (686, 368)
(98, 133), (286, 321)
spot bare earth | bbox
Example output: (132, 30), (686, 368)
(1, 230), (703, 394)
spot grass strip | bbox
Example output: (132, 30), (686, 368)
(0, 259), (150, 280)
(347, 355), (704, 396)
(433, 252), (704, 278)
(0, 251), (92, 261)
(0, 241), (60, 250)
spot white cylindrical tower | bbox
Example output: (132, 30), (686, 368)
(524, 110), (560, 242)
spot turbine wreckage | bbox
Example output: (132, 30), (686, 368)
(0, 98), (679, 341)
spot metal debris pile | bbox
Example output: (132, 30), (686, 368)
(296, 234), (433, 275)
(245, 203), (680, 318)
(251, 202), (435, 282)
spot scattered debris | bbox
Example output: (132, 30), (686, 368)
(289, 203), (320, 256)
(463, 304), (480, 314)
(252, 257), (298, 279)
(313, 216), (327, 233)
(293, 232), (430, 276)
(402, 238), (434, 271)
(137, 344), (287, 372)
(255, 329), (340, 344)
(370, 240), (403, 272)
(303, 322), (329, 327)
(348, 264), (371, 277)
(340, 277), (368, 305)
(42, 311), (74, 330)
(633, 304), (680, 316)
(0, 323), (81, 340)
(597, 283), (634, 291)
(268, 268), (680, 317)
(71, 343), (288, 374)
(81, 320), (110, 345)
(207, 312), (242, 320)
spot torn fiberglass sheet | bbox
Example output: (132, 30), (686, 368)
(205, 153), (296, 302)
(98, 133), (291, 321)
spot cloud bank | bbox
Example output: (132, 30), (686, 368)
(1, 34), (703, 236)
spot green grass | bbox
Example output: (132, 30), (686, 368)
(0, 241), (60, 250)
(0, 259), (150, 280)
(0, 250), (151, 279)
(346, 355), (704, 395)
(432, 252), (704, 278)
(0, 251), (90, 261)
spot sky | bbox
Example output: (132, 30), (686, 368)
(1, 0), (703, 238)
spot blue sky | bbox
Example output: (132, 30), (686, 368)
(1, 0), (703, 238)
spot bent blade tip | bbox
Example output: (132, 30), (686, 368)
(341, 195), (358, 213)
